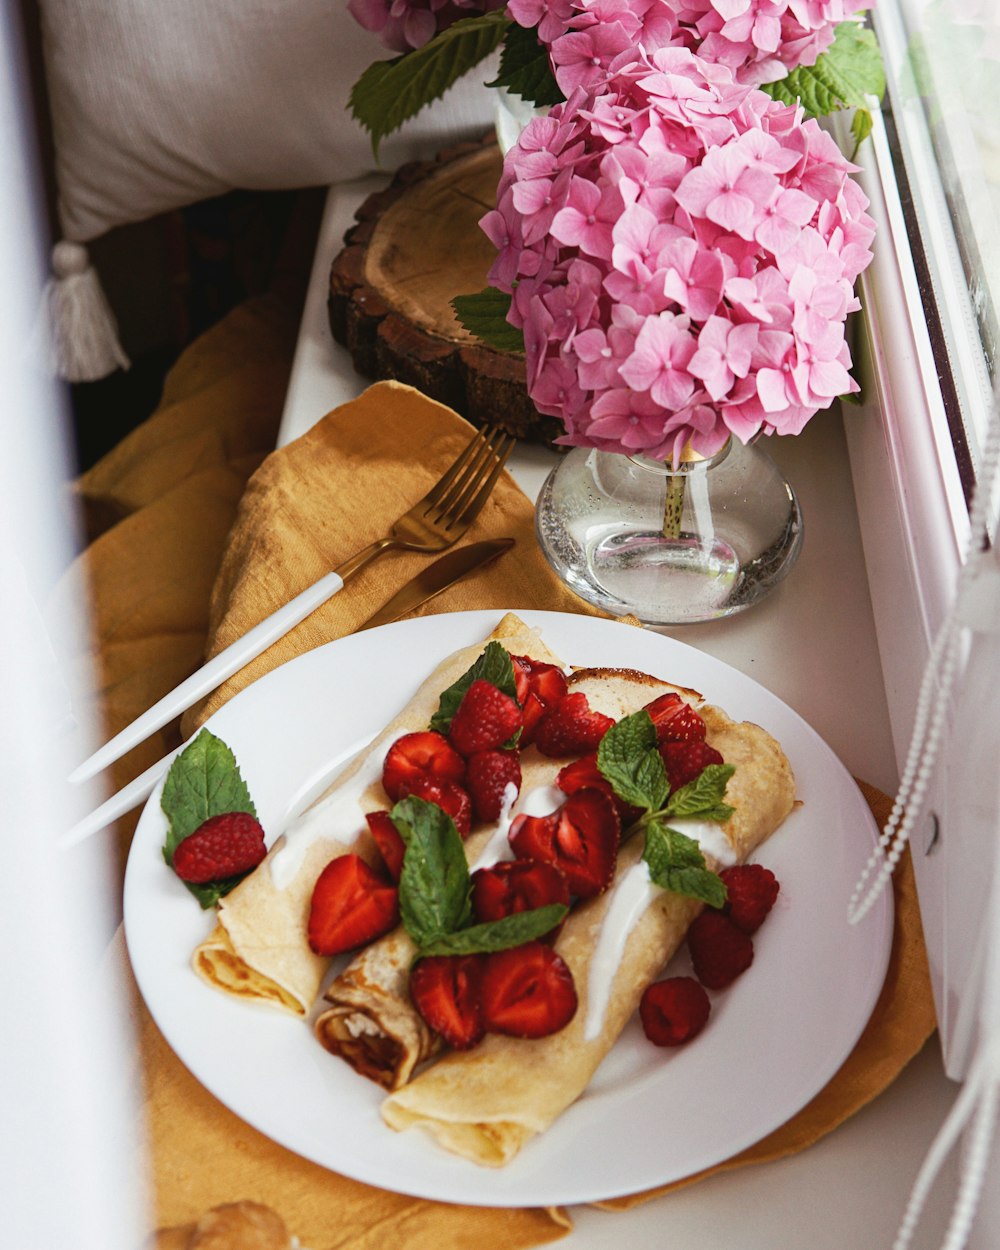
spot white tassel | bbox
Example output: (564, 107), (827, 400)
(42, 240), (130, 382)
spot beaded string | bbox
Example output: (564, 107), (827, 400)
(848, 396), (1000, 927)
(848, 386), (1000, 1249)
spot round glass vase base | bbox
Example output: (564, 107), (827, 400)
(535, 443), (803, 627)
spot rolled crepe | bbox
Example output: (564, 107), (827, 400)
(380, 705), (796, 1166)
(192, 613), (558, 1015)
(315, 666), (702, 1088)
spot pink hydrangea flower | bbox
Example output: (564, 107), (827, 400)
(482, 44), (875, 460)
(348, 0), (506, 52)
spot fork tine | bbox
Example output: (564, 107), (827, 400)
(423, 426), (492, 509)
(443, 430), (515, 530)
(427, 427), (512, 523)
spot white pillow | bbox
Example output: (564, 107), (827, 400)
(38, 0), (499, 244)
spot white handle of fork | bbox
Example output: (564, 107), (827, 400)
(68, 571), (345, 785)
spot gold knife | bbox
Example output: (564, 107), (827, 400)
(358, 538), (515, 631)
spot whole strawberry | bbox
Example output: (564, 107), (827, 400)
(720, 863), (780, 933)
(687, 909), (754, 990)
(172, 811), (267, 884)
(448, 679), (522, 756)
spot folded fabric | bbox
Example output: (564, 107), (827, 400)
(62, 296), (937, 1249)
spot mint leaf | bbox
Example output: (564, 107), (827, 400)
(643, 820), (727, 908)
(596, 710), (669, 813)
(761, 21), (885, 136)
(394, 796), (472, 945)
(161, 729), (257, 908)
(663, 763), (736, 823)
(451, 289), (525, 354)
(429, 640), (518, 734)
(418, 904), (568, 956)
(349, 12), (510, 154)
(488, 22), (564, 108)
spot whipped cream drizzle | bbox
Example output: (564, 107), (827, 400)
(268, 748), (387, 890)
(469, 783), (565, 871)
(583, 817), (737, 1041)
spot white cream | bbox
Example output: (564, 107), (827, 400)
(582, 818), (736, 1039)
(268, 748), (387, 890)
(584, 859), (660, 1041)
(469, 782), (565, 870)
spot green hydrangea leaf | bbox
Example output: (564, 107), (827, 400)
(488, 22), (564, 107)
(350, 12), (511, 154)
(451, 288), (525, 354)
(761, 21), (886, 131)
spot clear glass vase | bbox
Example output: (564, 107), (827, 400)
(535, 439), (803, 625)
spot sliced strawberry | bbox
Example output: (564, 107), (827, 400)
(556, 752), (643, 826)
(465, 748), (522, 823)
(720, 863), (780, 934)
(172, 811), (267, 884)
(687, 909), (754, 990)
(307, 854), (399, 956)
(639, 976), (711, 1046)
(381, 731), (465, 802)
(534, 692), (615, 758)
(644, 692), (707, 743)
(398, 774), (473, 837)
(365, 810), (405, 881)
(509, 787), (620, 898)
(659, 740), (724, 792)
(470, 860), (570, 941)
(409, 954), (486, 1050)
(480, 942), (578, 1038)
(448, 679), (522, 756)
(510, 655), (569, 746)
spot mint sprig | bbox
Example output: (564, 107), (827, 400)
(429, 639), (519, 735)
(349, 11), (511, 154)
(161, 729), (257, 908)
(392, 795), (566, 954)
(596, 710), (732, 906)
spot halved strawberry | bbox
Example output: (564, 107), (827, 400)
(448, 679), (522, 756)
(639, 976), (711, 1046)
(556, 752), (643, 826)
(465, 748), (522, 823)
(720, 863), (780, 934)
(534, 692), (615, 758)
(307, 854), (399, 956)
(398, 774), (473, 837)
(659, 740), (724, 792)
(510, 655), (569, 746)
(687, 910), (754, 990)
(644, 692), (707, 743)
(172, 811), (267, 884)
(480, 942), (578, 1038)
(365, 810), (405, 881)
(381, 731), (465, 801)
(470, 860), (570, 941)
(509, 787), (620, 898)
(409, 954), (486, 1050)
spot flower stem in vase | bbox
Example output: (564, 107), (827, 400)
(662, 473), (686, 541)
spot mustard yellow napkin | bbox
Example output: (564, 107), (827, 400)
(61, 295), (936, 1249)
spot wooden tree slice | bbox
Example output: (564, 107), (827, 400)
(327, 135), (562, 445)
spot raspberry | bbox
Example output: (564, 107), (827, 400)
(639, 976), (711, 1046)
(465, 749), (521, 823)
(687, 910), (754, 990)
(534, 692), (615, 757)
(172, 811), (267, 884)
(448, 679), (522, 756)
(659, 739), (724, 792)
(720, 863), (780, 934)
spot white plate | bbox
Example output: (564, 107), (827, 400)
(124, 609), (892, 1208)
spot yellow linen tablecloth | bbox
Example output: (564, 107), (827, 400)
(62, 295), (937, 1250)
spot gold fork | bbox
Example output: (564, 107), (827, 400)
(335, 424), (515, 580)
(69, 425), (515, 786)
